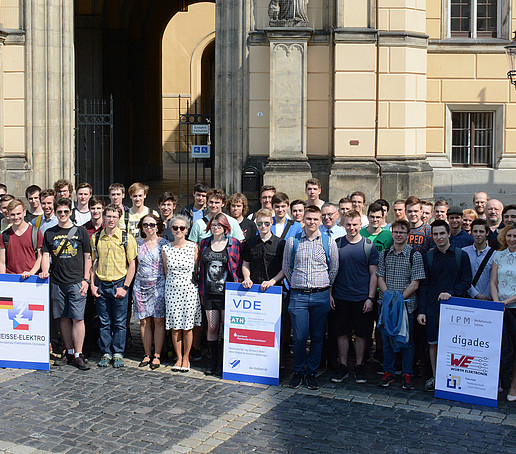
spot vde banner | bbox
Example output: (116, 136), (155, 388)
(223, 283), (282, 385)
(0, 275), (50, 371)
(435, 297), (504, 407)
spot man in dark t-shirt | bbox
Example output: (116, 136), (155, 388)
(40, 198), (92, 371)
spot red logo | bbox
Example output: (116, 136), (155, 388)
(450, 354), (474, 368)
(229, 328), (275, 347)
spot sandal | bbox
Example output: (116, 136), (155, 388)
(150, 356), (161, 370)
(171, 361), (182, 372)
(139, 356), (151, 367)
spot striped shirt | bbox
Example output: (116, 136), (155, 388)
(282, 230), (338, 290)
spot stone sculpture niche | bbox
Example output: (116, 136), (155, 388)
(268, 0), (309, 27)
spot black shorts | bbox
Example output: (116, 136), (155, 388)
(331, 298), (373, 339)
(203, 295), (225, 311)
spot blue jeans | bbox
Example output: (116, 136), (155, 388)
(96, 278), (129, 355)
(288, 289), (330, 375)
(382, 312), (415, 376)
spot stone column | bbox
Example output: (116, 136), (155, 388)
(25, 0), (75, 188)
(263, 29), (313, 200)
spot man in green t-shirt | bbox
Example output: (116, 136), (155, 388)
(360, 202), (393, 252)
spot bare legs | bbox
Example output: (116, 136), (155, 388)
(139, 316), (165, 366)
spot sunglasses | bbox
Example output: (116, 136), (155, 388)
(56, 210), (70, 215)
(256, 222), (271, 227)
(142, 223), (157, 228)
(171, 225), (186, 231)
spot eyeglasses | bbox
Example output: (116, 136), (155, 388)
(142, 223), (157, 228)
(56, 209), (70, 215)
(211, 223), (223, 228)
(321, 213), (336, 218)
(171, 225), (186, 231)
(257, 221), (271, 227)
(392, 231), (408, 235)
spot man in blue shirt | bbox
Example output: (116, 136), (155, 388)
(448, 206), (474, 249)
(319, 202), (345, 240)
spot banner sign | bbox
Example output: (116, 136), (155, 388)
(435, 297), (504, 407)
(0, 275), (50, 370)
(223, 283), (282, 385)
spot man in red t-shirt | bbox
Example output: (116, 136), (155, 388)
(0, 199), (43, 277)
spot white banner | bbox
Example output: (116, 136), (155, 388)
(223, 282), (282, 385)
(435, 297), (504, 407)
(0, 275), (50, 370)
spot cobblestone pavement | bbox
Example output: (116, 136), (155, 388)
(0, 336), (514, 453)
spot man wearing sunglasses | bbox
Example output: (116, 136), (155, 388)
(39, 198), (92, 371)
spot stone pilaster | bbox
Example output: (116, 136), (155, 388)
(25, 0), (75, 188)
(263, 28), (313, 201)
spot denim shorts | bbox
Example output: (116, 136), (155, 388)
(51, 282), (87, 320)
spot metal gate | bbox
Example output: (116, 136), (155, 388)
(176, 96), (214, 208)
(75, 96), (114, 196)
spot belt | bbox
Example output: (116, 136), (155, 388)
(291, 287), (330, 294)
(99, 277), (125, 288)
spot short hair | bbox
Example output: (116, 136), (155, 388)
(88, 196), (105, 209)
(350, 191), (366, 203)
(498, 224), (516, 251)
(367, 202), (384, 215)
(76, 182), (92, 193)
(502, 204), (516, 217)
(0, 194), (15, 205)
(421, 200), (433, 208)
(104, 203), (123, 218)
(206, 188), (226, 204)
(108, 183), (125, 194)
(462, 208), (478, 220)
(25, 184), (41, 199)
(138, 213), (164, 238)
(169, 214), (191, 230)
(260, 185), (276, 195)
(321, 202), (338, 211)
(226, 193), (249, 216)
(431, 219), (450, 234)
(206, 212), (231, 234)
(473, 191), (489, 202)
(471, 218), (488, 233)
(305, 178), (321, 189)
(391, 219), (410, 233)
(304, 205), (321, 215)
(435, 200), (449, 209)
(0, 184), (7, 193)
(128, 182), (149, 196)
(158, 192), (178, 205)
(342, 209), (361, 220)
(405, 196), (422, 208)
(290, 199), (306, 210)
(54, 179), (73, 193)
(55, 197), (73, 211)
(271, 192), (289, 206)
(394, 199), (406, 206)
(338, 197), (352, 205)
(374, 198), (390, 212)
(40, 189), (55, 200)
(256, 208), (273, 219)
(193, 182), (210, 194)
(7, 199), (25, 212)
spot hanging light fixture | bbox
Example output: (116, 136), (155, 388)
(505, 31), (516, 88)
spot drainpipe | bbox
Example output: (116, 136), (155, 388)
(373, 0), (383, 198)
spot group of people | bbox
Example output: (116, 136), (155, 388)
(0, 179), (514, 402)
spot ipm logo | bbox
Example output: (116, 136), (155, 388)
(450, 354), (474, 368)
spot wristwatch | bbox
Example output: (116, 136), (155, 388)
(83, 278), (90, 284)
(123, 284), (130, 291)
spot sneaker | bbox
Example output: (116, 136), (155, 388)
(71, 354), (90, 371)
(424, 377), (435, 392)
(401, 374), (415, 390)
(355, 364), (367, 384)
(305, 374), (319, 390)
(330, 364), (349, 383)
(379, 371), (395, 387)
(54, 353), (74, 367)
(288, 373), (304, 389)
(190, 348), (203, 362)
(112, 355), (125, 368)
(97, 354), (112, 367)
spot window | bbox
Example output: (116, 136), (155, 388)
(451, 112), (494, 166)
(448, 0), (505, 39)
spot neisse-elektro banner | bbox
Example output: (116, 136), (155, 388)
(223, 283), (282, 385)
(435, 297), (504, 407)
(0, 275), (49, 371)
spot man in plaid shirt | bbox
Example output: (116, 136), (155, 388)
(376, 219), (425, 390)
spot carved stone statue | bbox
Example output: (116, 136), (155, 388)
(268, 0), (309, 27)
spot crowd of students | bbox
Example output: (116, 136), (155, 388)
(0, 179), (514, 402)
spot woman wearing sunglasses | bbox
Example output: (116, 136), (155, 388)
(133, 214), (168, 370)
(162, 215), (201, 372)
(199, 212), (243, 375)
